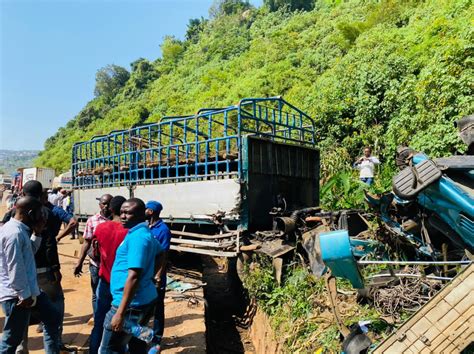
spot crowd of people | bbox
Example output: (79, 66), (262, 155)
(0, 180), (171, 354)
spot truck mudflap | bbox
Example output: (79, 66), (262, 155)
(170, 230), (240, 257)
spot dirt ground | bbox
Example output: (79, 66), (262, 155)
(203, 256), (255, 354)
(0, 228), (206, 353)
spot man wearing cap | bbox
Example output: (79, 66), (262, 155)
(145, 200), (172, 344)
(74, 194), (113, 313)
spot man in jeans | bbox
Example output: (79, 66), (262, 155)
(89, 196), (127, 354)
(74, 194), (113, 313)
(0, 197), (61, 354)
(354, 146), (380, 185)
(99, 198), (162, 354)
(145, 201), (171, 344)
(13, 182), (77, 353)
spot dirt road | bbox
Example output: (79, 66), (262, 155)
(0, 236), (206, 353)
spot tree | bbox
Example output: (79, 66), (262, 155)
(264, 0), (314, 12)
(209, 0), (252, 18)
(186, 18), (207, 43)
(94, 64), (130, 101)
(125, 58), (160, 96)
(160, 36), (185, 63)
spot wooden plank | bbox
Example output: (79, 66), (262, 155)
(424, 300), (451, 324)
(433, 308), (461, 333)
(411, 317), (432, 336)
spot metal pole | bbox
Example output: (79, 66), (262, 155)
(368, 273), (453, 281)
(358, 260), (471, 265)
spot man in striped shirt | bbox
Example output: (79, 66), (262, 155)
(73, 194), (112, 313)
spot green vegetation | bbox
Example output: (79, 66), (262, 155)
(37, 0), (474, 181)
(35, 1), (471, 349)
(242, 256), (389, 352)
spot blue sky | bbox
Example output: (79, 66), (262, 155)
(0, 0), (262, 151)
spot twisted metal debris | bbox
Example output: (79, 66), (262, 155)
(372, 268), (442, 321)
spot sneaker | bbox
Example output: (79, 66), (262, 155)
(148, 344), (161, 354)
(60, 344), (77, 353)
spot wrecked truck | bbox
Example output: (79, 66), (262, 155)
(71, 97), (320, 256)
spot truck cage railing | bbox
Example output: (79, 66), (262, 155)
(72, 97), (316, 189)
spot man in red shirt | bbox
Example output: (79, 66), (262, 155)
(74, 193), (113, 312)
(88, 196), (128, 354)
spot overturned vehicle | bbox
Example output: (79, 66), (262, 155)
(240, 115), (473, 352)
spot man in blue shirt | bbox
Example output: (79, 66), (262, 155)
(145, 201), (171, 344)
(100, 198), (162, 354)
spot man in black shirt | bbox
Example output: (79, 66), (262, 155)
(12, 181), (77, 353)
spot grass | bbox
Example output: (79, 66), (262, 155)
(242, 255), (390, 352)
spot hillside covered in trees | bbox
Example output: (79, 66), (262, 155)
(37, 0), (473, 185)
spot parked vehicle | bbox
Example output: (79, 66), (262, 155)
(71, 97), (319, 257)
(0, 174), (12, 189)
(52, 170), (73, 189)
(22, 167), (56, 190)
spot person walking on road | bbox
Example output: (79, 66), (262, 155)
(354, 146), (380, 186)
(146, 201), (171, 345)
(99, 198), (162, 354)
(74, 194), (113, 313)
(89, 196), (128, 354)
(0, 197), (61, 354)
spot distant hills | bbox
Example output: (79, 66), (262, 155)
(0, 150), (39, 175)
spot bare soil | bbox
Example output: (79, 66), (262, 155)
(0, 238), (207, 353)
(202, 256), (255, 354)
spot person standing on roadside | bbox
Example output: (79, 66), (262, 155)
(60, 191), (76, 240)
(48, 188), (60, 207)
(74, 194), (113, 313)
(0, 197), (61, 354)
(57, 189), (67, 208)
(99, 198), (162, 354)
(38, 189), (77, 352)
(354, 147), (380, 186)
(11, 181), (76, 353)
(145, 201), (171, 345)
(89, 196), (128, 354)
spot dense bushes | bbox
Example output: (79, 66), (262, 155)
(37, 0), (474, 185)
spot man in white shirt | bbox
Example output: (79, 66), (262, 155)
(48, 188), (61, 206)
(354, 147), (380, 185)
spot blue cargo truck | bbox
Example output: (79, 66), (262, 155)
(72, 97), (319, 257)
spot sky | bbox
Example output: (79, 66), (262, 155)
(0, 0), (262, 151)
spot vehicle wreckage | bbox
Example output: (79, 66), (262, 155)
(241, 115), (473, 352)
(71, 98), (472, 350)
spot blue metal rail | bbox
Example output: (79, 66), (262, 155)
(72, 97), (316, 189)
